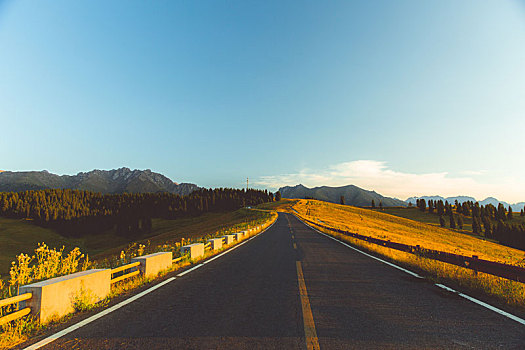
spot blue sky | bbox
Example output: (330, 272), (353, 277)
(1, 1), (524, 202)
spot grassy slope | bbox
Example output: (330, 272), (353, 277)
(0, 208), (267, 276)
(0, 218), (85, 278)
(293, 199), (525, 265)
(255, 198), (296, 211)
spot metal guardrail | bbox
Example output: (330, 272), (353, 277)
(0, 293), (32, 326)
(110, 261), (141, 284)
(111, 261), (140, 275)
(111, 270), (140, 284)
(299, 215), (525, 283)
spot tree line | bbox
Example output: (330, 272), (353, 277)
(415, 198), (525, 250)
(0, 188), (274, 238)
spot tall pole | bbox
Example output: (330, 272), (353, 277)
(246, 177), (249, 191)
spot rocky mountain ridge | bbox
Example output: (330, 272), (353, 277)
(0, 168), (199, 195)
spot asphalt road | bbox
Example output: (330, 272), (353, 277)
(23, 213), (525, 349)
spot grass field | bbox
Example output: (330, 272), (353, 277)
(0, 208), (268, 277)
(255, 198), (296, 212)
(292, 199), (525, 265)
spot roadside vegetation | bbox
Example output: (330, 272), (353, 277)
(0, 206), (274, 349)
(291, 199), (525, 308)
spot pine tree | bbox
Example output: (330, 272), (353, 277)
(507, 206), (513, 220)
(472, 217), (481, 235)
(340, 196), (345, 205)
(371, 200), (376, 209)
(497, 203), (506, 221)
(457, 215), (464, 229)
(437, 200), (445, 216)
(379, 201), (383, 210)
(439, 215), (446, 228)
(419, 199), (426, 212)
(428, 200), (434, 214)
(275, 191), (281, 202)
(449, 214), (456, 229)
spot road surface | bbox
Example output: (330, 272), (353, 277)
(21, 213), (525, 349)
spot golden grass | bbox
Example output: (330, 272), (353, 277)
(293, 200), (525, 265)
(310, 224), (525, 307)
(255, 199), (297, 212)
(293, 200), (525, 307)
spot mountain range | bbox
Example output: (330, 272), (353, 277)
(279, 184), (407, 207)
(406, 195), (525, 212)
(0, 168), (199, 195)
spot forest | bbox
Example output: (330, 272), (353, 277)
(414, 198), (525, 250)
(0, 188), (274, 238)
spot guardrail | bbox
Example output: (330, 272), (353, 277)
(0, 215), (277, 327)
(0, 293), (32, 326)
(298, 215), (525, 283)
(111, 261), (141, 284)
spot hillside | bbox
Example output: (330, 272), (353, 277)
(292, 199), (525, 265)
(279, 184), (406, 207)
(0, 168), (198, 195)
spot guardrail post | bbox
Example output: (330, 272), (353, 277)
(207, 238), (223, 251)
(181, 243), (205, 259)
(222, 235), (235, 245)
(19, 269), (112, 324)
(132, 252), (173, 278)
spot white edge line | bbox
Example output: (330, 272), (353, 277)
(293, 214), (525, 327)
(24, 277), (176, 350)
(24, 217), (277, 350)
(435, 284), (525, 326)
(176, 264), (203, 276)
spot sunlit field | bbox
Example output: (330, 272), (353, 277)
(292, 199), (525, 308)
(292, 199), (525, 265)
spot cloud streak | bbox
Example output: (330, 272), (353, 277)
(255, 160), (525, 203)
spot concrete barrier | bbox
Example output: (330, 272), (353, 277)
(207, 238), (223, 251)
(222, 235), (235, 245)
(181, 243), (205, 259)
(234, 232), (244, 241)
(132, 252), (172, 278)
(20, 269), (111, 324)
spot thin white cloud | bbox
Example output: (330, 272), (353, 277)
(255, 160), (525, 203)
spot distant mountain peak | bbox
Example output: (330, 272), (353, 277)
(0, 168), (199, 195)
(279, 184), (406, 207)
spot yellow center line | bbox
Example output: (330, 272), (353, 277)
(296, 261), (320, 350)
